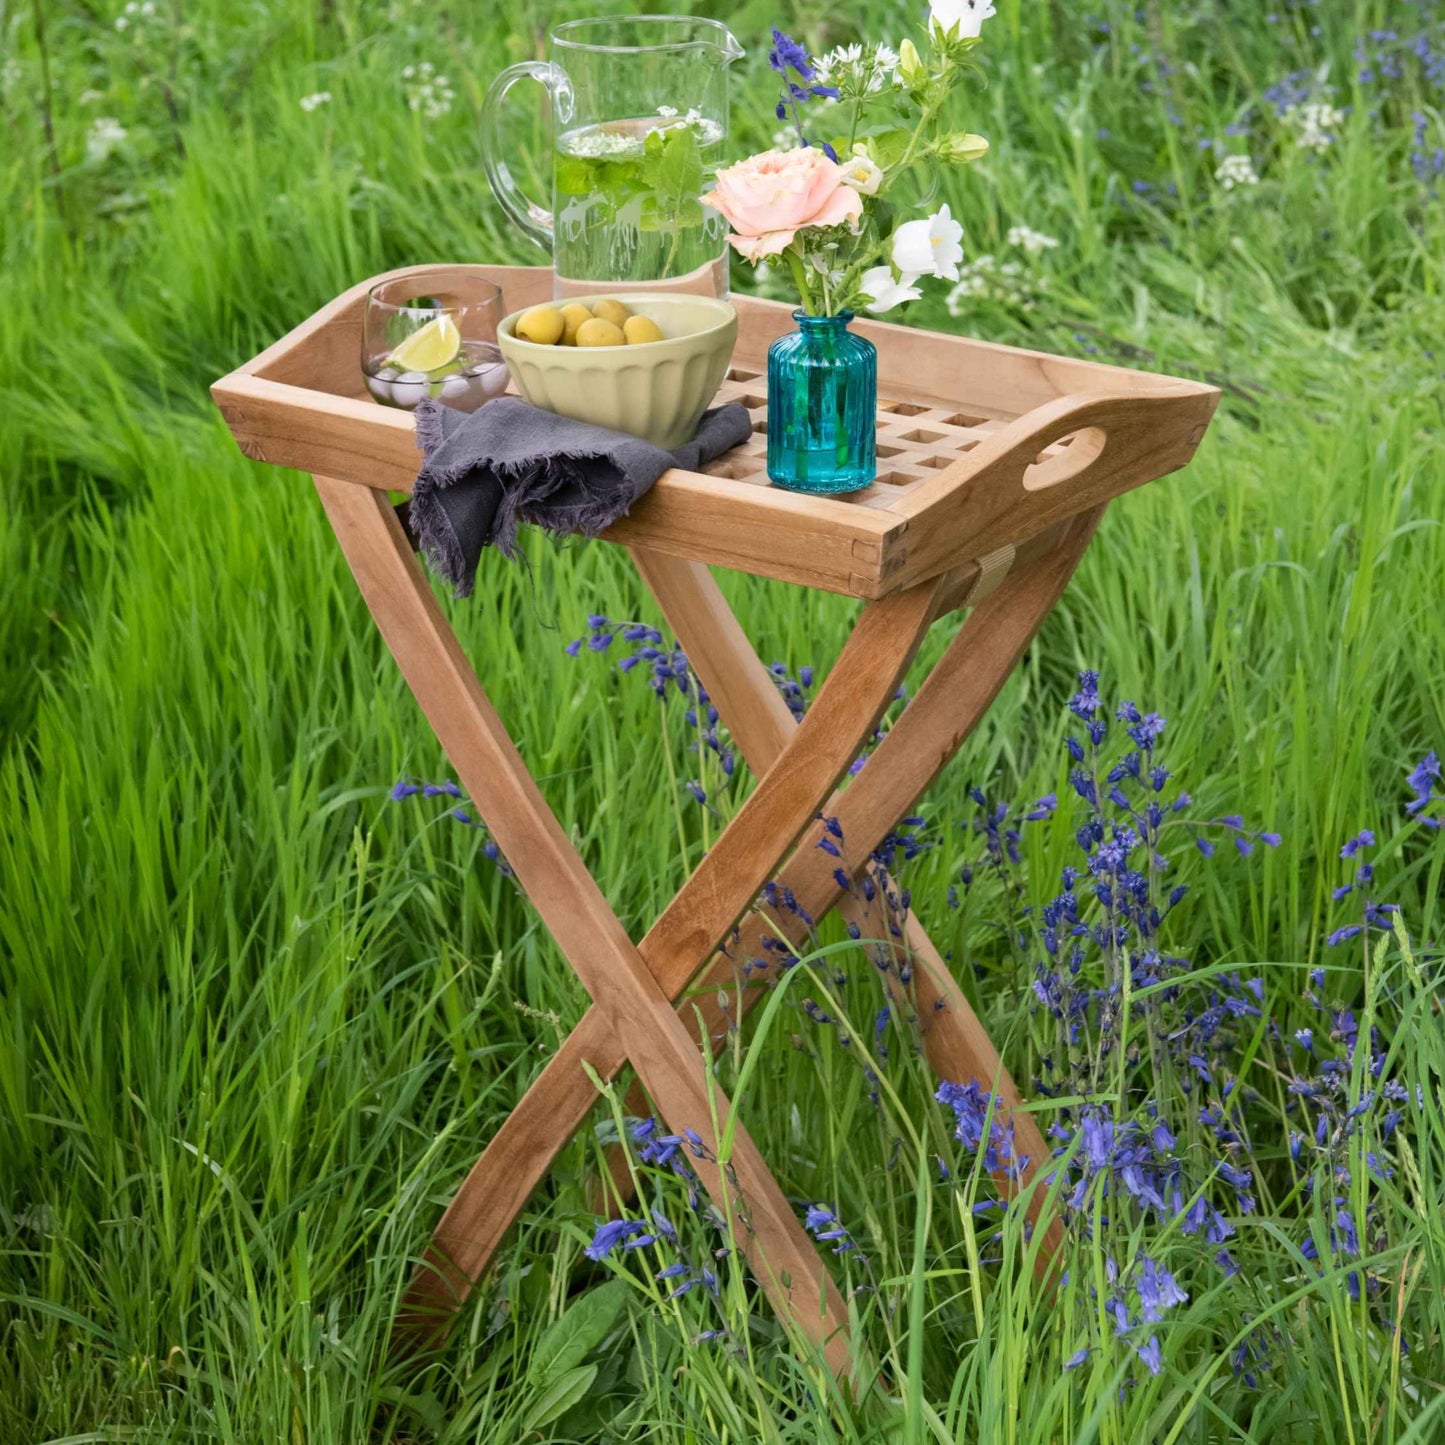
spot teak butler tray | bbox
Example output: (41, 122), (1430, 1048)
(213, 263), (1219, 1377)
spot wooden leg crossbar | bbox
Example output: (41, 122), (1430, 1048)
(313, 473), (1101, 1374)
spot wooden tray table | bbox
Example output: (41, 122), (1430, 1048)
(213, 263), (1218, 1377)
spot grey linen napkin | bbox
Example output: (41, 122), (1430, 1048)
(409, 395), (751, 597)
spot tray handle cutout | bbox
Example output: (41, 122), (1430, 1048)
(885, 383), (1220, 580)
(1021, 425), (1109, 492)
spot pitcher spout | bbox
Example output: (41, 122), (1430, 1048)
(713, 28), (745, 65)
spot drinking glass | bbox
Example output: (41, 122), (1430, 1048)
(361, 268), (509, 412)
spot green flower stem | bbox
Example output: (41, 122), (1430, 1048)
(786, 246), (819, 315)
(833, 239), (889, 312)
(825, 56), (960, 311)
(890, 91), (949, 180)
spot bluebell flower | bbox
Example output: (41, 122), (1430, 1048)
(937, 1080), (1022, 1178)
(803, 1202), (863, 1258)
(1136, 1257), (1188, 1321)
(1405, 750), (1442, 827)
(768, 27), (813, 78)
(1136, 1334), (1163, 1375)
(585, 1217), (651, 1261)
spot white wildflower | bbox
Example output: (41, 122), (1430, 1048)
(86, 115), (127, 164)
(813, 40), (900, 99)
(1286, 100), (1345, 153)
(656, 105), (678, 118)
(1214, 153), (1259, 191)
(859, 265), (922, 314)
(929, 0), (995, 40)
(945, 254), (1043, 312)
(404, 61), (454, 119)
(114, 0), (156, 32)
(838, 150), (884, 195)
(299, 91), (332, 113)
(567, 128), (644, 158)
(891, 204), (964, 281)
(813, 43), (861, 87)
(1007, 224), (1060, 254)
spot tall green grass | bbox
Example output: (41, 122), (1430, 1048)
(1, 0), (1443, 1439)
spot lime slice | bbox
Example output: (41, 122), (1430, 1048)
(387, 314), (461, 374)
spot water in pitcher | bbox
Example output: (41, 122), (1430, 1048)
(552, 113), (729, 291)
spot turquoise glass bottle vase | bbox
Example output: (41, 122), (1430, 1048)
(766, 310), (877, 494)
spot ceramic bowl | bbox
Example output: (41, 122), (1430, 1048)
(496, 294), (737, 450)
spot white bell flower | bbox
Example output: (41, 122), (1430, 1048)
(890, 204), (964, 281)
(929, 0), (996, 39)
(859, 265), (922, 314)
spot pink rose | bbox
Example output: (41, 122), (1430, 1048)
(701, 148), (864, 262)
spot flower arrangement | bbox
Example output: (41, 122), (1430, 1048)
(701, 5), (994, 317)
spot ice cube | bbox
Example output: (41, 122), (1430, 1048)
(389, 370), (430, 410)
(364, 373), (393, 405)
(437, 373), (474, 407)
(472, 362), (510, 401)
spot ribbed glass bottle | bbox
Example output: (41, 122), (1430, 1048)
(765, 310), (877, 494)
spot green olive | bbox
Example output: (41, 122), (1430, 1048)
(558, 302), (592, 346)
(623, 315), (665, 345)
(516, 305), (565, 345)
(575, 317), (627, 348)
(591, 298), (631, 328)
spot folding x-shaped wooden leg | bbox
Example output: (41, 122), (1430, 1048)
(315, 476), (1099, 1377)
(212, 261), (1217, 1381)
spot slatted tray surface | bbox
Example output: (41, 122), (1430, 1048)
(213, 263), (1221, 599)
(706, 366), (1035, 508)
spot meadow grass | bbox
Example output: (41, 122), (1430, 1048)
(1, 0), (1443, 1439)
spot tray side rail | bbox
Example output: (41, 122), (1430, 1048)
(881, 383), (1220, 590)
(729, 294), (1210, 420)
(208, 377), (905, 599)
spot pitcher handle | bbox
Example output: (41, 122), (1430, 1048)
(481, 61), (567, 252)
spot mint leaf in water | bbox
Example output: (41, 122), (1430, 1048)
(641, 123), (703, 227)
(554, 156), (593, 196)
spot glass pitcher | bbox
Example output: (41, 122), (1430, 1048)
(482, 16), (744, 298)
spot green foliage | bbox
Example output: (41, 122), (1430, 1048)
(530, 1279), (628, 1382)
(0, 0), (1442, 1441)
